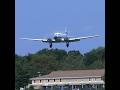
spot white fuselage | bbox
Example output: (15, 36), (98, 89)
(54, 33), (67, 38)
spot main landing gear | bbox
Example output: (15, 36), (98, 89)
(66, 42), (69, 47)
(49, 43), (52, 48)
(49, 42), (69, 48)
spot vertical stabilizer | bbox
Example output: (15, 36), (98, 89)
(65, 27), (68, 37)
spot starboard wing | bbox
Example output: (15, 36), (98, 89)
(69, 35), (100, 42)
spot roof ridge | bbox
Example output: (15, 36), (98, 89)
(51, 69), (105, 72)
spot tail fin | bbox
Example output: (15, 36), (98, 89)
(65, 27), (68, 36)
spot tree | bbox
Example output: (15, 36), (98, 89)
(83, 47), (105, 66)
(29, 86), (34, 90)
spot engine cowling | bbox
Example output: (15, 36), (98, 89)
(64, 37), (69, 42)
(47, 38), (52, 42)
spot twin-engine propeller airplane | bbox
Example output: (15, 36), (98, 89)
(20, 27), (100, 48)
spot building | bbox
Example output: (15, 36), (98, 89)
(28, 69), (105, 90)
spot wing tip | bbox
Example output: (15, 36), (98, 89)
(19, 38), (28, 39)
(95, 35), (100, 37)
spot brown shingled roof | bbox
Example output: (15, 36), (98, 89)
(30, 69), (105, 80)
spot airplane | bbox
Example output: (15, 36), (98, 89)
(20, 27), (100, 48)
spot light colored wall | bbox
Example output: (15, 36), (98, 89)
(61, 78), (89, 82)
(54, 79), (61, 82)
(49, 79), (54, 83)
(96, 77), (101, 81)
(41, 79), (48, 83)
(36, 80), (40, 83)
(32, 77), (102, 84)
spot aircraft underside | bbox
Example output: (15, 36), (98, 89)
(48, 40), (80, 48)
(42, 38), (80, 48)
(48, 42), (69, 48)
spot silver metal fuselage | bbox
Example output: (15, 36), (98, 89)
(42, 37), (80, 43)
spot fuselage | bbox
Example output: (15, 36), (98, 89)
(42, 32), (80, 43)
(53, 33), (68, 43)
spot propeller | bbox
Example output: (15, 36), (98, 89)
(64, 37), (69, 41)
(47, 38), (52, 42)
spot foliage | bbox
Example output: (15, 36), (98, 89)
(28, 86), (34, 90)
(15, 47), (105, 89)
(83, 47), (105, 66)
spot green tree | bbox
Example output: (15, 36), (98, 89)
(84, 47), (105, 66)
(29, 86), (34, 90)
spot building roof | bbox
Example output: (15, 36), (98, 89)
(30, 69), (105, 80)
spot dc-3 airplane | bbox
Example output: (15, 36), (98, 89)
(20, 28), (100, 48)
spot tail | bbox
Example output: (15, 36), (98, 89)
(65, 27), (68, 37)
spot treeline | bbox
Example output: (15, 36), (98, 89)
(15, 47), (105, 90)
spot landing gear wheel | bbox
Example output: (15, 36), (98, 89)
(49, 43), (52, 48)
(66, 42), (69, 47)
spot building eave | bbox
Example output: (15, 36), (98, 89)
(30, 76), (102, 80)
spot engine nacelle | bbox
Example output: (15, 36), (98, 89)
(47, 38), (52, 42)
(64, 37), (69, 42)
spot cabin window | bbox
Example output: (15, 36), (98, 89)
(40, 80), (41, 83)
(48, 79), (49, 82)
(54, 79), (55, 82)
